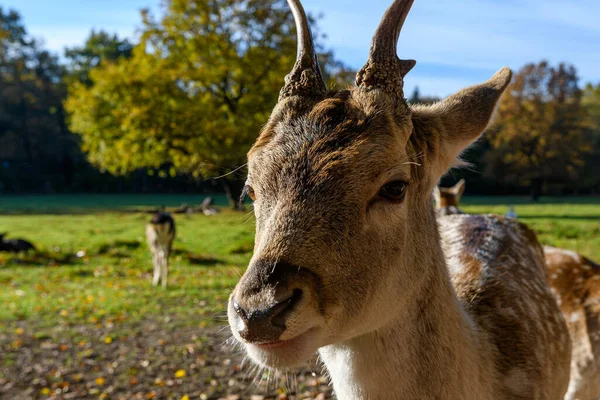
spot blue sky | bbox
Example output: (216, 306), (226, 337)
(3, 0), (599, 97)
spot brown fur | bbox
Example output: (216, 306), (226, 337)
(437, 181), (600, 400)
(545, 247), (600, 400)
(228, 1), (571, 398)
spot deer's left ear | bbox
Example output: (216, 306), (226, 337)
(410, 67), (512, 180)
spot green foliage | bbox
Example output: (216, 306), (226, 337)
(0, 7), (82, 191)
(66, 0), (298, 175)
(485, 61), (591, 198)
(64, 30), (133, 85)
(580, 83), (600, 190)
(65, 0), (354, 207)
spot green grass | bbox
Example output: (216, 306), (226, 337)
(0, 211), (254, 332)
(461, 197), (600, 259)
(0, 195), (598, 398)
(0, 194), (597, 333)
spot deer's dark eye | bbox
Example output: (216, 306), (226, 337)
(378, 181), (407, 203)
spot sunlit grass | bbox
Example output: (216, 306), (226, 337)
(0, 195), (598, 335)
(0, 210), (254, 334)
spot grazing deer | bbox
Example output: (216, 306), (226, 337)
(227, 0), (571, 398)
(436, 180), (600, 400)
(0, 233), (35, 253)
(146, 211), (175, 288)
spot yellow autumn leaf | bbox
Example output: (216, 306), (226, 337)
(104, 336), (112, 344)
(181, 396), (190, 400)
(96, 377), (105, 385)
(15, 328), (24, 335)
(174, 369), (186, 378)
(40, 388), (50, 395)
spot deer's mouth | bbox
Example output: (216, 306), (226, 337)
(243, 326), (321, 368)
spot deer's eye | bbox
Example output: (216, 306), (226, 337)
(378, 180), (407, 203)
(245, 185), (256, 201)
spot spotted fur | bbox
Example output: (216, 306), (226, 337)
(441, 215), (571, 399)
(545, 246), (600, 400)
(437, 181), (600, 400)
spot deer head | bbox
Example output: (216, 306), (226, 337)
(228, 0), (512, 369)
(439, 179), (465, 208)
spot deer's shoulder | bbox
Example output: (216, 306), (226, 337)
(439, 214), (571, 397)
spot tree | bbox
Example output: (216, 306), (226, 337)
(64, 30), (133, 85)
(407, 86), (439, 105)
(485, 61), (590, 200)
(66, 0), (352, 208)
(0, 7), (80, 192)
(580, 82), (600, 192)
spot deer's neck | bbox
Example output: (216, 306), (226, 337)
(318, 213), (494, 400)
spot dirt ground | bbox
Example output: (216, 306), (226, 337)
(0, 322), (333, 400)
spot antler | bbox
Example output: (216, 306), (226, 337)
(279, 0), (327, 101)
(356, 0), (416, 99)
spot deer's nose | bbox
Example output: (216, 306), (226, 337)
(233, 289), (303, 343)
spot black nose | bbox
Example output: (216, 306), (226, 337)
(234, 289), (303, 343)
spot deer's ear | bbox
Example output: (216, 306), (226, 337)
(452, 179), (465, 199)
(410, 67), (512, 180)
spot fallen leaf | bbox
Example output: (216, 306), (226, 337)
(174, 369), (186, 378)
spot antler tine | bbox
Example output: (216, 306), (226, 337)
(279, 0), (327, 101)
(356, 0), (416, 98)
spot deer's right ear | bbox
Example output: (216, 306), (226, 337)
(410, 67), (512, 181)
(452, 179), (466, 199)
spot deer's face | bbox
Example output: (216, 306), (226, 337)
(227, 0), (511, 371)
(228, 95), (431, 368)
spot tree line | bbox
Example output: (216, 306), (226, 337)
(1, 1), (599, 205)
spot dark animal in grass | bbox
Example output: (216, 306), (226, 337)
(146, 212), (175, 288)
(0, 233), (36, 253)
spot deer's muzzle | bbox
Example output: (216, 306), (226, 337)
(230, 260), (322, 344)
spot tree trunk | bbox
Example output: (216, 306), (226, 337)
(531, 178), (543, 202)
(221, 179), (245, 210)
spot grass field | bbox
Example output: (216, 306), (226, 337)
(0, 194), (598, 399)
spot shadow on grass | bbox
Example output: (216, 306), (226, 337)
(97, 240), (142, 255)
(0, 250), (81, 267)
(171, 248), (221, 266)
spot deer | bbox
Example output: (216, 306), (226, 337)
(434, 179), (465, 216)
(146, 211), (175, 288)
(226, 0), (572, 398)
(436, 180), (600, 400)
(0, 232), (36, 253)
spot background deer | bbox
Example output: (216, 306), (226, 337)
(146, 211), (175, 288)
(437, 180), (600, 400)
(0, 232), (36, 253)
(227, 0), (571, 398)
(434, 179), (465, 216)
